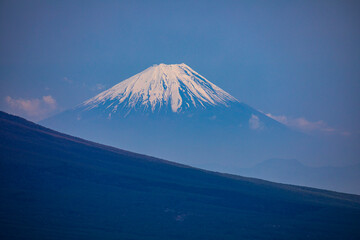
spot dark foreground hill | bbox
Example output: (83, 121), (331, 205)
(0, 111), (360, 240)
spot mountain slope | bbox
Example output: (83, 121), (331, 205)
(1, 111), (360, 239)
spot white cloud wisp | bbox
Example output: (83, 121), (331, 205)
(5, 95), (57, 121)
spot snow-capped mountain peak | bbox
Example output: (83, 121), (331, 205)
(80, 63), (239, 116)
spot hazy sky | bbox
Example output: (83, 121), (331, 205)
(1, 0), (359, 135)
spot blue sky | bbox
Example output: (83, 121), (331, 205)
(0, 0), (359, 135)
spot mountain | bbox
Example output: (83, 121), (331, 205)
(42, 63), (295, 170)
(238, 158), (360, 194)
(1, 111), (360, 239)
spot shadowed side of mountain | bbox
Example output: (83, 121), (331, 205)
(1, 111), (360, 240)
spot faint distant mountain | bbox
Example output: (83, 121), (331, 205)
(1, 111), (360, 239)
(238, 158), (360, 194)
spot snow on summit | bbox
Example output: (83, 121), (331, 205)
(81, 63), (239, 116)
